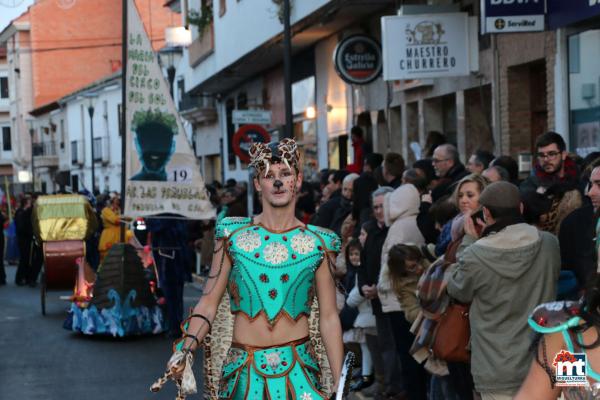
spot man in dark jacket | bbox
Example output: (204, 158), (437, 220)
(14, 196), (32, 286)
(559, 161), (600, 288)
(330, 173), (359, 236)
(431, 144), (469, 201)
(352, 153), (383, 236)
(520, 132), (579, 194)
(382, 152), (404, 189)
(313, 170), (348, 228)
(146, 216), (189, 337)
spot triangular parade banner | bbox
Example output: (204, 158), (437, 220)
(124, 0), (215, 219)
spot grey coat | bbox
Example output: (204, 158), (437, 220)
(447, 223), (560, 393)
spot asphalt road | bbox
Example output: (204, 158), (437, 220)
(0, 265), (204, 400)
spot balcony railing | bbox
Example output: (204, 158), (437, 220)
(188, 24), (214, 67)
(179, 92), (217, 124)
(33, 141), (57, 157)
(33, 141), (58, 168)
(179, 92), (215, 111)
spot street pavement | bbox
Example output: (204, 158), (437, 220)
(0, 264), (204, 400)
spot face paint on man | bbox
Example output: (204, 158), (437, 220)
(254, 164), (301, 208)
(249, 139), (302, 209)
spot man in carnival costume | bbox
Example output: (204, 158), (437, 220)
(152, 138), (344, 399)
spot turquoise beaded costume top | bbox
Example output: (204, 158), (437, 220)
(215, 217), (341, 326)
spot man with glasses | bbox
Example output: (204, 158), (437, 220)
(520, 131), (579, 194)
(431, 143), (469, 201)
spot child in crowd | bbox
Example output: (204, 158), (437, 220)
(343, 237), (377, 392)
(386, 243), (430, 400)
(387, 244), (428, 324)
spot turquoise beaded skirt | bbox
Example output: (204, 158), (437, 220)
(218, 337), (327, 399)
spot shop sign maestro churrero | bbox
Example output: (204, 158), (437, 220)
(333, 35), (383, 85)
(381, 13), (478, 80)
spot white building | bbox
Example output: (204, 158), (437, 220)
(30, 73), (122, 194)
(0, 16), (30, 189)
(0, 45), (14, 183)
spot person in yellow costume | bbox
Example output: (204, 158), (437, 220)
(98, 194), (131, 261)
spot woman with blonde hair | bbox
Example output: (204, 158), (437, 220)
(446, 174), (490, 259)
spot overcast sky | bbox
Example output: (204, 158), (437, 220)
(0, 0), (34, 34)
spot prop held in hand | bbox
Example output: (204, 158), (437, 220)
(150, 313), (211, 400)
(334, 351), (356, 400)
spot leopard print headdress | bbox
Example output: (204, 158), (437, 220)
(249, 138), (300, 177)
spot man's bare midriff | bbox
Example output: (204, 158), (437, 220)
(232, 313), (310, 346)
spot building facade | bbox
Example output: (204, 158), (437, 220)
(0, 45), (13, 185)
(171, 0), (598, 187)
(30, 74), (123, 194)
(547, 0), (600, 158)
(0, 0), (176, 192)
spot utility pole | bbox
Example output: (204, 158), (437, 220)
(120, 0), (128, 242)
(87, 102), (96, 193)
(282, 0), (293, 139)
(29, 122), (35, 191)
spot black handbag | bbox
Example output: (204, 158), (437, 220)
(339, 304), (359, 331)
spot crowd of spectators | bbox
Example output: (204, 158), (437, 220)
(301, 128), (600, 400)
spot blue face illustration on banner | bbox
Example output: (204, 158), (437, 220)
(131, 109), (177, 182)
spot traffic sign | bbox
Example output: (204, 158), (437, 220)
(232, 124), (271, 163)
(232, 110), (272, 125)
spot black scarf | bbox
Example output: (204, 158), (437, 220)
(481, 215), (525, 238)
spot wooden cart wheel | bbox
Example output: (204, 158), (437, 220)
(40, 270), (46, 316)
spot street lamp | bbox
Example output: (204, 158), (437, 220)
(159, 45), (183, 99)
(85, 92), (98, 193)
(161, 26), (191, 99)
(27, 118), (35, 191)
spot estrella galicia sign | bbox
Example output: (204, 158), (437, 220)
(333, 35), (382, 85)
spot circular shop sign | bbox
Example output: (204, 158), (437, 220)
(232, 124), (271, 163)
(333, 35), (382, 85)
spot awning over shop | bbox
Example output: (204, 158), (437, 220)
(0, 165), (14, 176)
(547, 0), (600, 29)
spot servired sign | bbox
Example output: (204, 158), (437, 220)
(481, 0), (545, 33)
